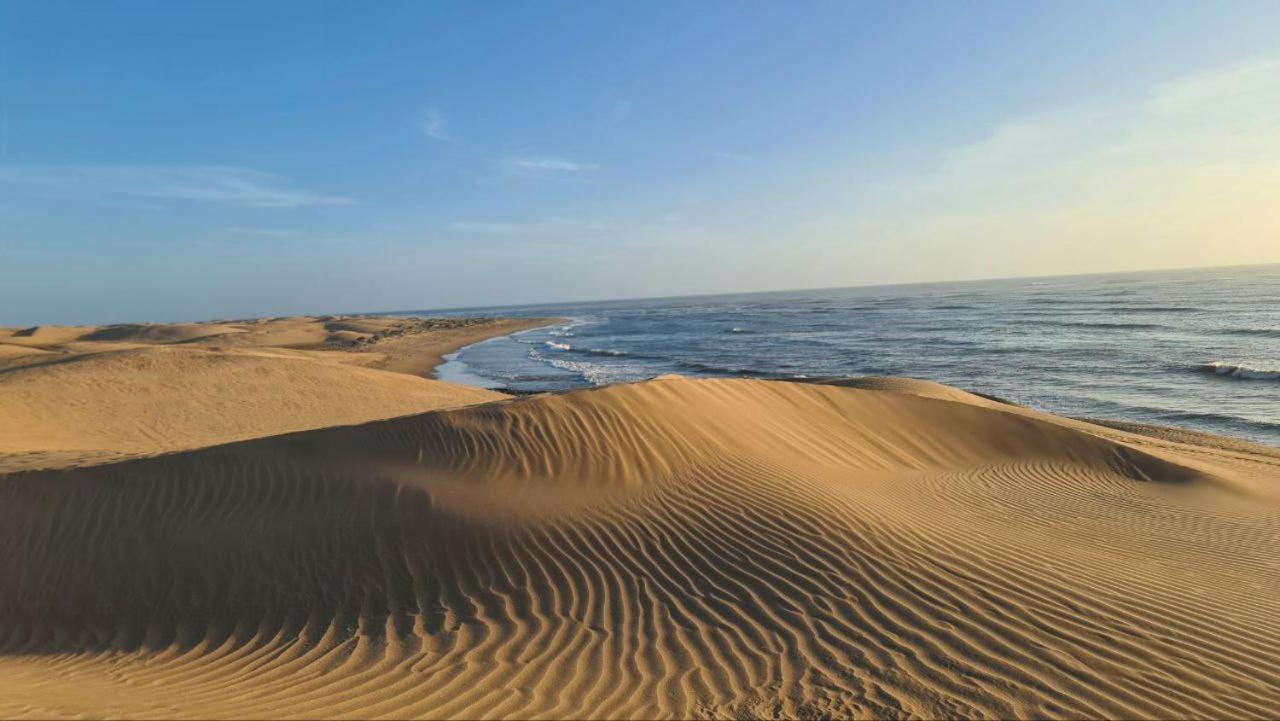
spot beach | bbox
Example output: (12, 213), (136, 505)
(1, 315), (1279, 719)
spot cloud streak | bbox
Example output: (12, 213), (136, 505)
(847, 53), (1280, 275)
(448, 217), (619, 236)
(504, 156), (599, 174)
(418, 109), (449, 141)
(915, 54), (1280, 202)
(0, 164), (355, 208)
(225, 226), (302, 237)
(608, 100), (632, 121)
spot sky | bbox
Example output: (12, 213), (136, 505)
(2, 1), (1279, 324)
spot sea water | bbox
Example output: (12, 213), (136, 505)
(399, 264), (1280, 446)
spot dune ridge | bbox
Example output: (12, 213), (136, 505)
(2, 376), (1277, 719)
(0, 315), (555, 472)
(0, 345), (504, 472)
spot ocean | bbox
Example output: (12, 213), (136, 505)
(414, 264), (1280, 447)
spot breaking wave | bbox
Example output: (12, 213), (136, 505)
(1198, 362), (1280, 381)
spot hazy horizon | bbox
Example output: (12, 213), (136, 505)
(4, 1), (1280, 325)
(8, 259), (1276, 328)
(410, 258), (1280, 311)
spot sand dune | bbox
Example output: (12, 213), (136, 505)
(2, 375), (1277, 718)
(6, 325), (89, 343)
(1, 316), (552, 361)
(77, 322), (248, 344)
(0, 315), (554, 472)
(797, 374), (1013, 406)
(0, 345), (503, 472)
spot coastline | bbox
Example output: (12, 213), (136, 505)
(409, 266), (1280, 448)
(361, 316), (564, 380)
(430, 317), (566, 390)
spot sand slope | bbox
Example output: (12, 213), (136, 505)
(2, 376), (1277, 719)
(0, 345), (504, 472)
(0, 315), (555, 472)
(0, 315), (552, 356)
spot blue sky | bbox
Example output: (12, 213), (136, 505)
(3, 1), (1280, 324)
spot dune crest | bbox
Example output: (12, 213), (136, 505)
(2, 376), (1277, 719)
(0, 315), (557, 472)
(0, 345), (504, 472)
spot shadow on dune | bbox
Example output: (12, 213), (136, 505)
(1, 377), (1273, 719)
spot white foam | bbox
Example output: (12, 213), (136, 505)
(1202, 362), (1280, 381)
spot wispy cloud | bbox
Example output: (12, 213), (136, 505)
(447, 217), (618, 236)
(705, 150), (751, 163)
(225, 226), (301, 237)
(0, 164), (355, 208)
(418, 108), (449, 141)
(910, 54), (1280, 205)
(608, 100), (632, 121)
(850, 53), (1280, 274)
(504, 156), (599, 174)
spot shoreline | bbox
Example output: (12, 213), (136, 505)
(351, 316), (563, 380)
(431, 317), (565, 391)
(424, 326), (1280, 450)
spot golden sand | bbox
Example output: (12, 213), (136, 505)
(1, 319), (1277, 719)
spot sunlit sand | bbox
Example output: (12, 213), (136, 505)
(2, 319), (1278, 718)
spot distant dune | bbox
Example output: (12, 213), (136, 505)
(77, 322), (248, 344)
(1, 363), (1277, 717)
(0, 345), (503, 472)
(0, 315), (551, 472)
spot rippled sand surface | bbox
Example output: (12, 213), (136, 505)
(3, 369), (1278, 719)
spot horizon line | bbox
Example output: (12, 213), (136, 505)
(383, 259), (1280, 318)
(6, 259), (1277, 328)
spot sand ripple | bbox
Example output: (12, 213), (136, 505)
(1, 377), (1278, 718)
